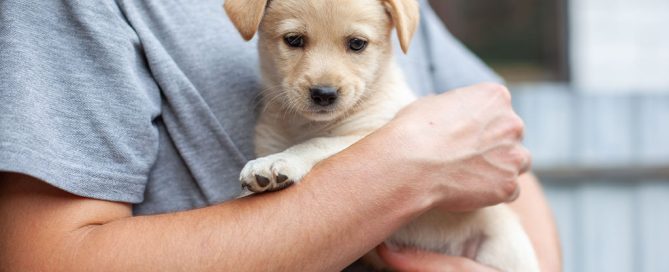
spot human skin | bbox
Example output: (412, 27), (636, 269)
(377, 174), (562, 272)
(0, 84), (534, 271)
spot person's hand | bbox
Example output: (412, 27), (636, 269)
(376, 243), (500, 272)
(376, 83), (530, 211)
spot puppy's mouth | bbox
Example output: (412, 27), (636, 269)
(305, 102), (339, 114)
(301, 106), (343, 121)
(305, 108), (338, 116)
(312, 109), (335, 114)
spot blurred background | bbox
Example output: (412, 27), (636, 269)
(430, 0), (669, 271)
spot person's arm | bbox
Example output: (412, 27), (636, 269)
(0, 83), (528, 271)
(0, 165), (426, 272)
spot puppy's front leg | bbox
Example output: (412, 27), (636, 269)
(240, 135), (363, 193)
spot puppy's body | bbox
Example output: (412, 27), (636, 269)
(225, 0), (540, 271)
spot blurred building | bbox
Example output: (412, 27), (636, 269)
(570, 0), (669, 93)
(430, 0), (669, 271)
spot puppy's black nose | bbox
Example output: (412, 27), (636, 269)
(309, 86), (338, 106)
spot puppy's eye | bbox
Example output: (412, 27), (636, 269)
(348, 38), (368, 52)
(284, 34), (305, 48)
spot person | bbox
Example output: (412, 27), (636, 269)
(0, 0), (561, 271)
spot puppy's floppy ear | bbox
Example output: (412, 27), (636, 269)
(224, 0), (270, 41)
(383, 0), (420, 54)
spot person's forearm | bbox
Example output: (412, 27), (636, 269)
(1, 137), (431, 272)
(508, 173), (562, 272)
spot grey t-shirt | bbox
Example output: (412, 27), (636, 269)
(0, 0), (500, 216)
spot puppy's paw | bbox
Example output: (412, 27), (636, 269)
(240, 153), (311, 193)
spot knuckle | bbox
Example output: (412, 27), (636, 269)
(509, 148), (525, 166)
(521, 146), (532, 161)
(509, 115), (525, 131)
(497, 175), (519, 200)
(486, 83), (511, 101)
(519, 149), (533, 173)
(506, 115), (525, 138)
(513, 115), (525, 129)
(508, 146), (532, 173)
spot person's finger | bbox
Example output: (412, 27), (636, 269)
(506, 185), (521, 203)
(517, 145), (532, 174)
(376, 243), (499, 272)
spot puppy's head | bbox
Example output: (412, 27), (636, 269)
(225, 0), (419, 121)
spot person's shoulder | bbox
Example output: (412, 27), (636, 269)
(1, 0), (132, 38)
(1, 0), (120, 16)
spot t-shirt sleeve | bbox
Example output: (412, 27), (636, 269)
(420, 2), (504, 91)
(0, 1), (161, 203)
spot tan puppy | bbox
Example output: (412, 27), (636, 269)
(224, 0), (540, 271)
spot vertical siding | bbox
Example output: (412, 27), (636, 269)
(513, 85), (575, 167)
(637, 181), (669, 272)
(512, 85), (669, 272)
(578, 182), (637, 272)
(543, 180), (669, 272)
(576, 96), (637, 166)
(638, 97), (669, 164)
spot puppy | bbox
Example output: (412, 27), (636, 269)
(224, 0), (540, 271)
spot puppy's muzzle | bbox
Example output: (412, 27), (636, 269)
(309, 86), (339, 107)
